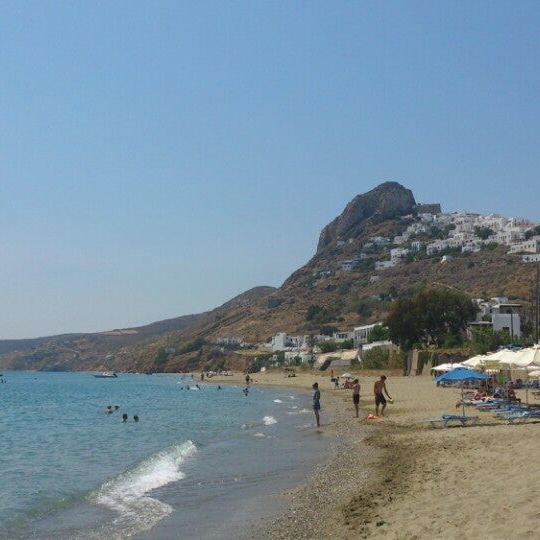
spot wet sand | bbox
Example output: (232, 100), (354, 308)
(209, 370), (540, 539)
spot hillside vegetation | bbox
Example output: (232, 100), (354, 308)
(1, 182), (536, 373)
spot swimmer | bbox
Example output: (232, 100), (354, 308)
(106, 405), (113, 414)
(217, 385), (221, 390)
(122, 413), (128, 423)
(243, 387), (249, 396)
(133, 415), (139, 422)
(187, 385), (190, 390)
(114, 405), (120, 411)
(196, 384), (201, 390)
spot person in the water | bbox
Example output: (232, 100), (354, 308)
(243, 387), (249, 396)
(312, 382), (321, 428)
(133, 415), (139, 422)
(122, 413), (128, 423)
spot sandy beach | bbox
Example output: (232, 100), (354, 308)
(209, 370), (540, 540)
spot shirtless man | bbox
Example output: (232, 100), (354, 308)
(352, 379), (361, 418)
(374, 375), (392, 416)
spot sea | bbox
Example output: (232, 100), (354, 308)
(0, 372), (328, 539)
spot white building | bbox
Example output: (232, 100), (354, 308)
(339, 260), (355, 272)
(353, 324), (379, 347)
(284, 351), (313, 364)
(271, 332), (309, 351)
(332, 331), (354, 342)
(375, 259), (398, 271)
(390, 247), (409, 262)
(470, 297), (522, 338)
(216, 336), (244, 346)
(508, 236), (540, 254)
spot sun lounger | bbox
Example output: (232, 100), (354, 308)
(493, 405), (530, 417)
(427, 415), (480, 428)
(474, 400), (509, 410)
(505, 410), (540, 424)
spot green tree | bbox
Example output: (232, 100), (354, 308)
(319, 340), (338, 353)
(385, 289), (477, 349)
(154, 348), (169, 366)
(474, 226), (494, 240)
(368, 324), (390, 343)
(305, 305), (335, 325)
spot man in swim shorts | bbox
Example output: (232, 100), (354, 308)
(352, 379), (361, 418)
(374, 375), (392, 416)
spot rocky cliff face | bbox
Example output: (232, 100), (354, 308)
(316, 182), (416, 253)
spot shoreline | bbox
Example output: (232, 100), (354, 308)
(207, 370), (540, 539)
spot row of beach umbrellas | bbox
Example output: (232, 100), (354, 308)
(432, 345), (540, 373)
(432, 344), (540, 405)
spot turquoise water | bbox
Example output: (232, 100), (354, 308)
(0, 372), (325, 539)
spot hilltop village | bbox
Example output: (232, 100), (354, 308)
(214, 205), (540, 373)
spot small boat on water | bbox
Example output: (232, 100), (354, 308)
(93, 372), (118, 378)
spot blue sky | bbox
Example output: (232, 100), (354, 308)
(1, 1), (539, 338)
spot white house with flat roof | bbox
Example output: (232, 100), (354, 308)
(332, 331), (354, 342)
(353, 324), (380, 347)
(470, 297), (522, 338)
(375, 259), (398, 270)
(271, 332), (309, 351)
(508, 236), (540, 254)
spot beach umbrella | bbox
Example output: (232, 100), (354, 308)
(528, 370), (540, 378)
(461, 355), (489, 369)
(499, 346), (540, 403)
(435, 368), (491, 416)
(485, 348), (519, 364)
(507, 345), (540, 368)
(431, 363), (462, 372)
(341, 372), (353, 379)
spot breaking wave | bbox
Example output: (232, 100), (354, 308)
(89, 441), (197, 537)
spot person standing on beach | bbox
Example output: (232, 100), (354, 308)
(374, 375), (392, 416)
(352, 379), (361, 418)
(312, 382), (321, 427)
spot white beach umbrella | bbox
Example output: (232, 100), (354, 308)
(484, 349), (518, 364)
(498, 346), (540, 404)
(507, 345), (540, 368)
(340, 372), (353, 379)
(527, 370), (540, 378)
(431, 363), (462, 372)
(461, 355), (489, 369)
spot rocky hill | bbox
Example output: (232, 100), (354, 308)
(316, 181), (416, 252)
(1, 182), (537, 373)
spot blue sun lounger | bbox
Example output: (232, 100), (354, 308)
(427, 415), (480, 428)
(504, 410), (540, 424)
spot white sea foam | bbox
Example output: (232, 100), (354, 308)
(253, 432), (267, 438)
(287, 408), (311, 416)
(273, 399), (284, 403)
(90, 441), (197, 537)
(263, 415), (277, 426)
